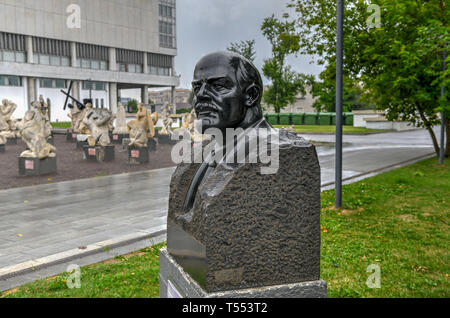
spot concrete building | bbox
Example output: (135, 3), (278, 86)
(148, 87), (190, 108)
(262, 86), (316, 114)
(0, 0), (179, 122)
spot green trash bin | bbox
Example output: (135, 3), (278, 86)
(291, 113), (304, 125)
(304, 113), (318, 125)
(267, 113), (279, 125)
(344, 113), (354, 126)
(318, 113), (332, 125)
(279, 113), (291, 125)
(331, 113), (337, 125)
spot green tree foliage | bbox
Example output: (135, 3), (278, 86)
(311, 62), (367, 112)
(127, 99), (138, 113)
(227, 40), (256, 62)
(288, 0), (449, 157)
(261, 15), (310, 113)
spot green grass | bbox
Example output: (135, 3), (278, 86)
(51, 122), (71, 128)
(273, 124), (391, 134)
(2, 158), (449, 298)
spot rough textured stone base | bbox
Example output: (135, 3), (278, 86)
(128, 146), (149, 164)
(148, 138), (157, 152)
(83, 145), (115, 162)
(111, 133), (129, 144)
(0, 144), (5, 153)
(76, 140), (88, 149)
(158, 134), (178, 145)
(6, 138), (17, 145)
(159, 248), (327, 298)
(66, 131), (77, 142)
(18, 157), (57, 176)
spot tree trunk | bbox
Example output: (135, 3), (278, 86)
(417, 105), (440, 157)
(445, 115), (450, 158)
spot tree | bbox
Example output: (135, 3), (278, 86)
(127, 99), (138, 113)
(311, 62), (367, 112)
(261, 15), (309, 113)
(288, 0), (449, 157)
(227, 40), (256, 62)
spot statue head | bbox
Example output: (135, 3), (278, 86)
(192, 51), (263, 133)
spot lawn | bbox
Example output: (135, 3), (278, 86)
(51, 122), (71, 128)
(273, 124), (391, 134)
(2, 158), (449, 298)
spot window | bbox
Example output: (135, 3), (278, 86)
(3, 51), (15, 62)
(39, 78), (66, 89)
(2, 76), (22, 87)
(100, 61), (108, 70)
(16, 52), (25, 63)
(55, 79), (66, 89)
(91, 60), (100, 70)
(83, 81), (106, 91)
(81, 59), (90, 68)
(61, 57), (70, 66)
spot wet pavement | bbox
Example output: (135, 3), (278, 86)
(0, 128), (438, 270)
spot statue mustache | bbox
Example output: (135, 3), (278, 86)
(195, 103), (221, 113)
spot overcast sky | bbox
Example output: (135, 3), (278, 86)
(174, 0), (324, 89)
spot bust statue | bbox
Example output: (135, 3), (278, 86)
(165, 52), (321, 293)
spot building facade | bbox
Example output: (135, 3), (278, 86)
(0, 0), (179, 122)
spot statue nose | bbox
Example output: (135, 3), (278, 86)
(197, 82), (209, 99)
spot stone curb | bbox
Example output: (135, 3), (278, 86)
(0, 228), (166, 284)
(321, 152), (435, 190)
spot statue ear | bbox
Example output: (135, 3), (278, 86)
(244, 84), (260, 108)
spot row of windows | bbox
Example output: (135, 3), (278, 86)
(34, 53), (70, 67)
(76, 59), (108, 70)
(82, 81), (106, 91)
(39, 78), (67, 89)
(160, 35), (176, 49)
(159, 4), (174, 18)
(149, 66), (171, 76)
(117, 63), (143, 73)
(159, 21), (174, 35)
(0, 75), (21, 87)
(0, 50), (25, 63)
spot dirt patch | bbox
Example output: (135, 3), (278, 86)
(397, 214), (416, 222)
(0, 134), (177, 190)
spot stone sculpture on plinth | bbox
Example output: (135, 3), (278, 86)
(112, 102), (129, 144)
(0, 134), (5, 153)
(158, 102), (176, 144)
(126, 103), (156, 163)
(0, 99), (19, 144)
(19, 101), (57, 176)
(66, 102), (84, 142)
(159, 51), (326, 298)
(80, 108), (115, 162)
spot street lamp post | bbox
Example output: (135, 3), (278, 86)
(440, 49), (447, 165)
(335, 0), (344, 207)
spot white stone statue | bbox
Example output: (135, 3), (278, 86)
(67, 102), (84, 132)
(0, 99), (17, 133)
(79, 108), (112, 147)
(113, 102), (128, 134)
(19, 101), (56, 159)
(160, 102), (173, 135)
(128, 120), (148, 148)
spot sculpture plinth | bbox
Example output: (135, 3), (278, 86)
(19, 157), (57, 176)
(6, 137), (17, 145)
(128, 146), (149, 164)
(111, 133), (129, 144)
(83, 145), (115, 162)
(161, 130), (325, 297)
(66, 131), (77, 142)
(0, 144), (4, 153)
(147, 138), (157, 152)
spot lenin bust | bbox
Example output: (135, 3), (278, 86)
(164, 51), (322, 294)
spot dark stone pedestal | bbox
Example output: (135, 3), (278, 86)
(162, 129), (326, 297)
(76, 140), (89, 149)
(147, 138), (157, 152)
(111, 133), (129, 144)
(6, 138), (17, 145)
(48, 137), (54, 146)
(66, 131), (77, 142)
(19, 157), (57, 176)
(83, 145), (115, 162)
(0, 144), (5, 153)
(128, 146), (149, 164)
(158, 133), (178, 145)
(159, 248), (327, 298)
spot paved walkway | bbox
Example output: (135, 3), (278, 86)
(0, 128), (438, 289)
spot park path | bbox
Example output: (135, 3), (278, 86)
(0, 128), (437, 289)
